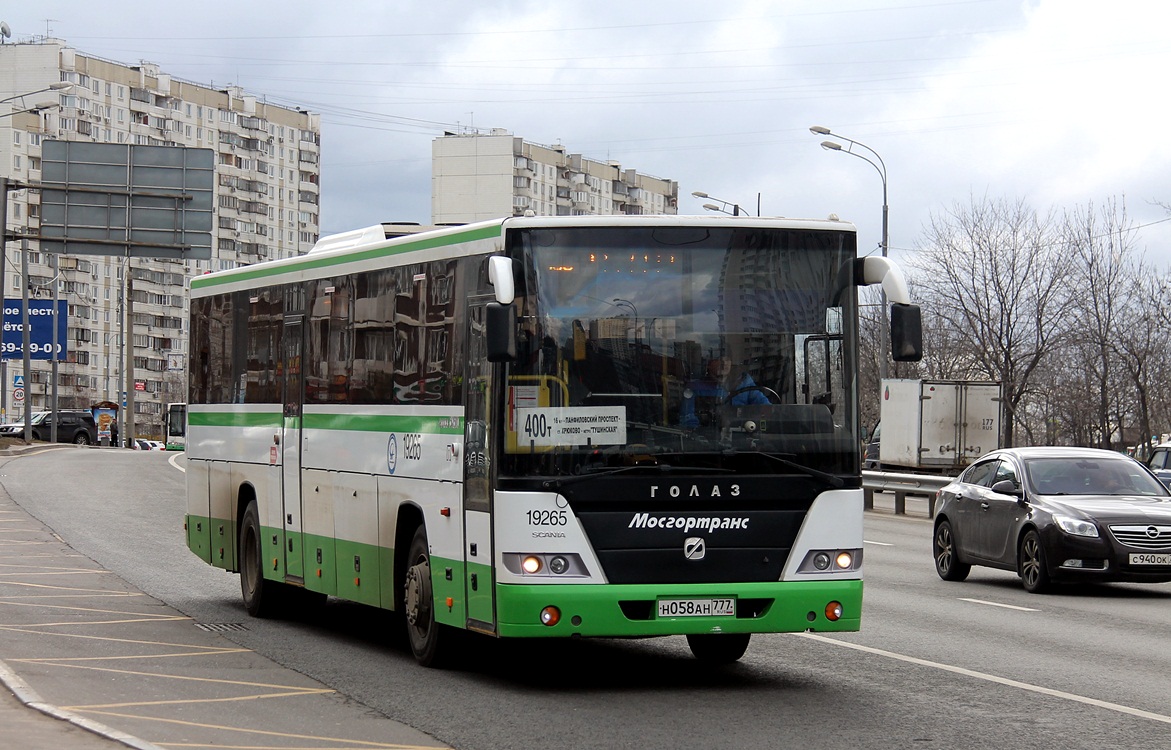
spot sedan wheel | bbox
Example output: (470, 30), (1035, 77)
(933, 519), (971, 581)
(1019, 530), (1052, 594)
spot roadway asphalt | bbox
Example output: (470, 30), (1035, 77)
(0, 441), (936, 749)
(0, 443), (450, 750)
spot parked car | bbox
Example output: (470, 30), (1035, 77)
(1145, 442), (1171, 487)
(932, 446), (1171, 593)
(133, 438), (153, 450)
(0, 410), (97, 445)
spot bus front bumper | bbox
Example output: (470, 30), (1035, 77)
(494, 579), (862, 638)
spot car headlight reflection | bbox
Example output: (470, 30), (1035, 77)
(1054, 514), (1099, 538)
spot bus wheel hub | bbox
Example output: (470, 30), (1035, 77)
(404, 561), (431, 626)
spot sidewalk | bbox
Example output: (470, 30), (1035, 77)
(0, 469), (449, 750)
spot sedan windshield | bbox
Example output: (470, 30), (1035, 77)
(1025, 457), (1169, 496)
(500, 224), (861, 479)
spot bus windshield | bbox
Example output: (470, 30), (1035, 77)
(501, 225), (860, 479)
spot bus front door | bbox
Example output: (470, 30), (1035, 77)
(281, 316), (305, 581)
(462, 299), (496, 633)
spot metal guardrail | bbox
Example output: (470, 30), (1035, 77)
(861, 469), (954, 516)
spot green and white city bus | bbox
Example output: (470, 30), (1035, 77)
(184, 215), (921, 666)
(164, 402), (187, 450)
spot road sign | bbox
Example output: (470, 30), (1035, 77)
(13, 374), (23, 388)
(13, 387), (24, 403)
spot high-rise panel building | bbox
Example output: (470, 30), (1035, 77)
(432, 130), (678, 224)
(0, 39), (320, 437)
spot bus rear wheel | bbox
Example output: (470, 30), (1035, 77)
(240, 500), (281, 617)
(403, 524), (447, 667)
(686, 633), (750, 663)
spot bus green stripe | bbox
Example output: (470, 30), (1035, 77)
(189, 410), (461, 434)
(191, 224), (501, 290)
(188, 411), (282, 428)
(302, 413), (463, 434)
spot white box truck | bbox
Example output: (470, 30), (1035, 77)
(875, 379), (1002, 473)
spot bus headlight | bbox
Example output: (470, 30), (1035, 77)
(797, 548), (862, 574)
(503, 553), (590, 578)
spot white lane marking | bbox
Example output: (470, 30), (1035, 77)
(958, 597), (1040, 612)
(796, 632), (1171, 725)
(168, 452), (185, 473)
(863, 540), (894, 546)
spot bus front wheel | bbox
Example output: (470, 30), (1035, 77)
(686, 633), (750, 663)
(404, 524), (447, 667)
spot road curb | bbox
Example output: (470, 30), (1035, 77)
(0, 659), (165, 750)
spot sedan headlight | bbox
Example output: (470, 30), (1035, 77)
(1054, 514), (1099, 538)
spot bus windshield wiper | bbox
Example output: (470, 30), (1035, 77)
(542, 463), (733, 490)
(750, 452), (845, 489)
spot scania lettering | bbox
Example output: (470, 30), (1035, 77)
(184, 215), (922, 666)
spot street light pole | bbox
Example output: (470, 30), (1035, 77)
(1, 176), (8, 424)
(809, 125), (890, 381)
(0, 83), (73, 427)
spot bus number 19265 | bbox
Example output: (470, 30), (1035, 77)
(526, 509), (567, 526)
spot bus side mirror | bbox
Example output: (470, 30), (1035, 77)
(486, 302), (517, 362)
(890, 303), (922, 362)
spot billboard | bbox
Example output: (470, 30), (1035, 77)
(39, 141), (214, 260)
(2, 299), (68, 360)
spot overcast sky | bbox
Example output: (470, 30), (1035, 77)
(6, 1), (1171, 266)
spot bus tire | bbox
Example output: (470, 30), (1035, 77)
(686, 633), (750, 663)
(240, 500), (282, 617)
(403, 524), (447, 667)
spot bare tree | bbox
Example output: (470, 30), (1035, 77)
(1059, 197), (1138, 449)
(909, 195), (1070, 447)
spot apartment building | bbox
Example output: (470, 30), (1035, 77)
(432, 130), (678, 224)
(0, 39), (320, 437)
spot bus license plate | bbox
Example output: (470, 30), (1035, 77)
(1130, 553), (1171, 565)
(657, 598), (735, 618)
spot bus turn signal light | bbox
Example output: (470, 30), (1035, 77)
(540, 606), (561, 626)
(825, 601), (843, 621)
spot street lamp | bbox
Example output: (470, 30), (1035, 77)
(691, 190), (744, 217)
(0, 102), (59, 119)
(809, 124), (890, 381)
(0, 81), (72, 107)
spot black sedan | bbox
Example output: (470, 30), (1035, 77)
(932, 447), (1171, 593)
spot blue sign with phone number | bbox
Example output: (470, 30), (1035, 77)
(1, 299), (68, 360)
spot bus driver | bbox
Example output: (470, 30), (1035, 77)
(679, 356), (769, 428)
